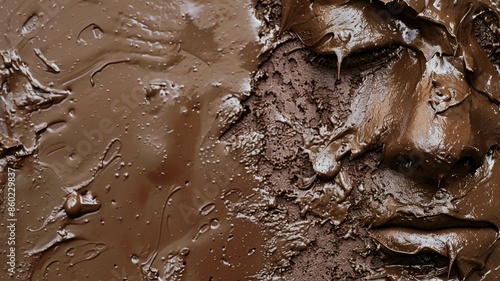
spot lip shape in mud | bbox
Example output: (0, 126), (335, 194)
(371, 224), (498, 280)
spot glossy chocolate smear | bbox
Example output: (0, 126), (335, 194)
(282, 0), (500, 182)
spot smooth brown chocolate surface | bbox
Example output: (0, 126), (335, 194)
(1, 0), (500, 280)
(0, 0), (272, 280)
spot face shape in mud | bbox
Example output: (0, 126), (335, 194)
(282, 0), (500, 279)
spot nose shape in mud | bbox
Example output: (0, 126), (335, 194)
(382, 101), (482, 183)
(382, 55), (485, 183)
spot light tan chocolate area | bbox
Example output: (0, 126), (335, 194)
(0, 0), (276, 280)
(1, 0), (500, 280)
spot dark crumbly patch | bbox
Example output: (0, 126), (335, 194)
(221, 0), (384, 279)
(255, 0), (282, 37)
(224, 22), (380, 281)
(474, 12), (500, 72)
